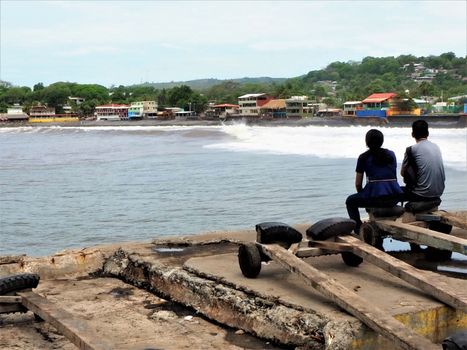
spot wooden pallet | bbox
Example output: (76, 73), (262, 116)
(257, 243), (439, 350)
(0, 291), (114, 350)
(337, 235), (467, 311)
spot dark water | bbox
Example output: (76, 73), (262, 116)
(1, 125), (465, 256)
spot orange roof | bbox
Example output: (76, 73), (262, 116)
(260, 99), (286, 109)
(362, 93), (397, 103)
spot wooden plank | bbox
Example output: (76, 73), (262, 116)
(376, 220), (467, 254)
(295, 247), (335, 258)
(257, 243), (438, 350)
(0, 295), (22, 303)
(18, 291), (114, 350)
(337, 235), (467, 312)
(0, 303), (25, 313)
(432, 210), (467, 230)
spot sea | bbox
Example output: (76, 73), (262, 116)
(0, 123), (466, 257)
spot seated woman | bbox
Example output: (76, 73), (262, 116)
(346, 129), (403, 233)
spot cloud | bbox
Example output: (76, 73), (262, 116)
(1, 0), (465, 86)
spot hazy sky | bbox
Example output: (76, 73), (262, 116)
(1, 1), (466, 87)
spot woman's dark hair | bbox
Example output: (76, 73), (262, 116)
(365, 129), (393, 166)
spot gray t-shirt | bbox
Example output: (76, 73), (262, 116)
(403, 139), (445, 198)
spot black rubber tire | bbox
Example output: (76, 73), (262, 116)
(409, 243), (423, 252)
(238, 243), (262, 278)
(425, 247), (453, 262)
(360, 222), (384, 251)
(0, 274), (40, 295)
(306, 217), (356, 241)
(341, 252), (363, 267)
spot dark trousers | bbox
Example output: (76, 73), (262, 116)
(400, 186), (440, 202)
(346, 193), (400, 233)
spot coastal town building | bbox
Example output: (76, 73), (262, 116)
(356, 93), (398, 118)
(175, 110), (196, 118)
(307, 103), (327, 116)
(343, 101), (364, 116)
(29, 104), (79, 123)
(285, 96), (312, 118)
(205, 104), (240, 119)
(0, 104), (29, 122)
(316, 108), (342, 117)
(238, 93), (273, 117)
(128, 101), (158, 119)
(29, 104), (56, 117)
(95, 104), (129, 121)
(260, 99), (286, 118)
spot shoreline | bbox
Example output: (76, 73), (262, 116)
(1, 114), (466, 129)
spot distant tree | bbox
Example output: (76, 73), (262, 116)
(157, 89), (168, 109)
(0, 86), (32, 105)
(77, 99), (98, 117)
(42, 83), (71, 108)
(33, 82), (44, 91)
(417, 81), (435, 97)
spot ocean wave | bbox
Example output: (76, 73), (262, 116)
(207, 124), (467, 171)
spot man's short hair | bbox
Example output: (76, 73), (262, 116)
(412, 119), (429, 139)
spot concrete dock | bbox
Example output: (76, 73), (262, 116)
(1, 226), (466, 350)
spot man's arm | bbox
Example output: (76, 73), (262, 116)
(401, 151), (409, 177)
(355, 172), (363, 192)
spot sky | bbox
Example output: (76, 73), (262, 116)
(0, 1), (466, 88)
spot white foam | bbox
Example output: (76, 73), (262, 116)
(208, 124), (467, 171)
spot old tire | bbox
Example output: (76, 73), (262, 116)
(306, 218), (356, 241)
(256, 222), (303, 247)
(238, 243), (262, 278)
(409, 243), (422, 252)
(0, 274), (40, 295)
(425, 247), (453, 262)
(341, 252), (363, 267)
(360, 222), (384, 251)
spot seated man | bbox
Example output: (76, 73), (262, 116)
(401, 120), (445, 204)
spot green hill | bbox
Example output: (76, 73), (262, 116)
(136, 77), (287, 90)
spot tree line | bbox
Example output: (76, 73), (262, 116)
(1, 52), (465, 115)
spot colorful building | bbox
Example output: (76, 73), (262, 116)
(29, 104), (79, 123)
(95, 104), (129, 121)
(356, 93), (397, 118)
(238, 93), (273, 117)
(343, 101), (363, 116)
(128, 101), (158, 119)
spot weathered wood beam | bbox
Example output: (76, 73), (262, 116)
(18, 291), (114, 350)
(338, 235), (467, 312)
(0, 295), (22, 303)
(376, 220), (467, 254)
(432, 211), (467, 230)
(258, 243), (438, 350)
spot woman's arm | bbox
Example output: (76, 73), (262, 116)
(355, 172), (363, 192)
